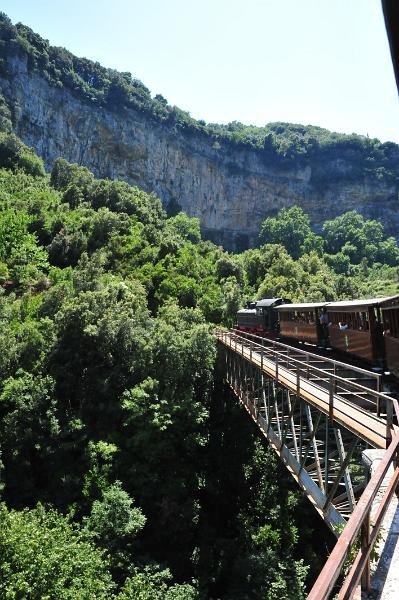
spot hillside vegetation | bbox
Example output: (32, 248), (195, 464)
(0, 117), (398, 597)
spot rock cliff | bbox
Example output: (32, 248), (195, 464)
(1, 53), (399, 250)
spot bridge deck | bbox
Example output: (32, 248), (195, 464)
(217, 329), (399, 598)
(218, 331), (398, 449)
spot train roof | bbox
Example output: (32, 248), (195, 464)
(256, 298), (286, 307)
(380, 294), (399, 308)
(276, 302), (326, 311)
(327, 296), (394, 311)
(243, 295), (399, 315)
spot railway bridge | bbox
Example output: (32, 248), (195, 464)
(216, 328), (399, 599)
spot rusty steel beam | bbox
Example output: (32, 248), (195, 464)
(219, 330), (399, 597)
(223, 347), (346, 530)
(308, 433), (399, 600)
(338, 465), (399, 599)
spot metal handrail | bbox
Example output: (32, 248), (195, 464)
(308, 433), (399, 599)
(229, 328), (382, 383)
(229, 332), (376, 393)
(215, 327), (399, 597)
(228, 330), (387, 409)
(230, 327), (381, 387)
(237, 330), (398, 422)
(216, 329), (399, 440)
(221, 330), (389, 406)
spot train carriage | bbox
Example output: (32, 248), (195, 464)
(380, 294), (399, 378)
(276, 302), (325, 344)
(325, 298), (389, 364)
(236, 294), (399, 378)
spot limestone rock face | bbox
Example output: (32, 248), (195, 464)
(2, 55), (398, 250)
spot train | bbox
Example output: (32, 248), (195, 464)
(236, 294), (399, 378)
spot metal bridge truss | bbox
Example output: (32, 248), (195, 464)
(224, 344), (366, 530)
(218, 329), (399, 598)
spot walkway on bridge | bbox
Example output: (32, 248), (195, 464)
(219, 329), (397, 449)
(216, 329), (399, 599)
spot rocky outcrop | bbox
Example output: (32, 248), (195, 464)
(1, 55), (398, 250)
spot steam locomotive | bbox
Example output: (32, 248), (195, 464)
(236, 295), (399, 378)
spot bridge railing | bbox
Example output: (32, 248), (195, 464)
(217, 328), (399, 445)
(308, 432), (399, 599)
(216, 328), (399, 598)
(229, 328), (382, 388)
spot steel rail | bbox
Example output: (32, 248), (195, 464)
(307, 433), (399, 600)
(219, 330), (395, 424)
(229, 328), (382, 382)
(338, 465), (399, 599)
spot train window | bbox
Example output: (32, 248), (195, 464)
(332, 312), (351, 328)
(295, 311), (306, 323)
(331, 311), (352, 329)
(330, 310), (372, 330)
(356, 311), (369, 331)
(281, 310), (317, 324)
(384, 308), (398, 337)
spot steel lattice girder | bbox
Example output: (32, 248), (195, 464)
(223, 346), (367, 533)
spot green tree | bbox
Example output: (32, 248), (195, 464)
(259, 206), (313, 259)
(166, 213), (201, 243)
(0, 503), (115, 598)
(323, 210), (399, 266)
(0, 373), (60, 507)
(85, 481), (146, 580)
(0, 132), (45, 176)
(0, 209), (48, 287)
(86, 481), (146, 544)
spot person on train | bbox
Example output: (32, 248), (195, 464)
(319, 307), (330, 344)
(383, 322), (391, 336)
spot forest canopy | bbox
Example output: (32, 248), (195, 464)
(0, 123), (397, 597)
(0, 127), (326, 599)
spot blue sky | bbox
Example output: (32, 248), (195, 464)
(2, 0), (399, 142)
